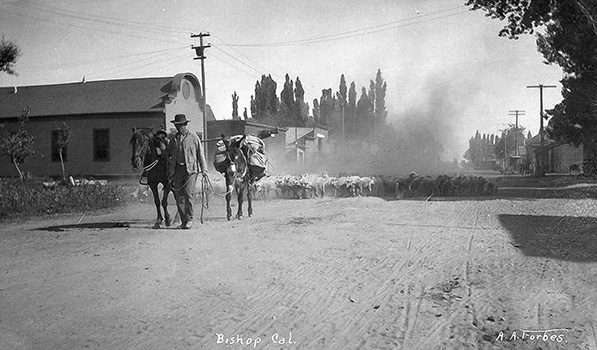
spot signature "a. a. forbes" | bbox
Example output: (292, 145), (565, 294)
(495, 328), (570, 343)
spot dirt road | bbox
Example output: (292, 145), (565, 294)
(1, 193), (597, 349)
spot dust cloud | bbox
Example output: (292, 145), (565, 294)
(264, 77), (471, 177)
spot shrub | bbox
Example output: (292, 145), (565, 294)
(0, 178), (126, 221)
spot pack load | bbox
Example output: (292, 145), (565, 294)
(213, 134), (269, 180)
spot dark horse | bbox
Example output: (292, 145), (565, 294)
(130, 127), (172, 228)
(219, 129), (277, 221)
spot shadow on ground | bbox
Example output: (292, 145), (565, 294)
(34, 221), (140, 232)
(498, 214), (597, 262)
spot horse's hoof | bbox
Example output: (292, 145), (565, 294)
(227, 216), (232, 221)
(237, 215), (243, 220)
(165, 219), (172, 227)
(153, 223), (162, 229)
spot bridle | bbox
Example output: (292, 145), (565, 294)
(131, 130), (166, 183)
(142, 135), (165, 172)
(225, 142), (248, 182)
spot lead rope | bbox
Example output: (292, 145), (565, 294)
(170, 173), (210, 224)
(200, 173), (209, 224)
(204, 176), (235, 197)
(169, 175), (195, 192)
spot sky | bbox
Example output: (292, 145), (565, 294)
(0, 0), (564, 161)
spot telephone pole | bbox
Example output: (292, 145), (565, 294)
(498, 127), (508, 175)
(191, 32), (211, 152)
(527, 84), (556, 176)
(508, 110), (525, 156)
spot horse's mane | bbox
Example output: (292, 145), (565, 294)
(130, 128), (169, 171)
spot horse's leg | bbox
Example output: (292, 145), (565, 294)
(225, 175), (233, 221)
(149, 182), (163, 229)
(162, 183), (172, 227)
(236, 179), (244, 220)
(247, 180), (253, 217)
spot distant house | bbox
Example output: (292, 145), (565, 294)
(525, 133), (583, 173)
(0, 73), (213, 178)
(285, 126), (329, 163)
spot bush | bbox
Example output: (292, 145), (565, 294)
(0, 178), (126, 221)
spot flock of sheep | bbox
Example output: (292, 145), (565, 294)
(133, 172), (499, 202)
(244, 172), (498, 200)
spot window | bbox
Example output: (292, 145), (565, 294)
(94, 129), (110, 161)
(51, 130), (68, 162)
(182, 80), (191, 100)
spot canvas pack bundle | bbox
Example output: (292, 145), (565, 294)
(243, 135), (265, 154)
(244, 136), (268, 180)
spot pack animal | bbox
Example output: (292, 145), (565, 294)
(215, 132), (273, 220)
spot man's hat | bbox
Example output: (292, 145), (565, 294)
(170, 114), (190, 125)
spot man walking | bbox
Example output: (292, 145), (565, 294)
(167, 114), (208, 229)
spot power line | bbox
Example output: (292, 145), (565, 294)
(5, 3), (286, 83)
(5, 1), (287, 82)
(19, 45), (188, 72)
(218, 7), (466, 47)
(91, 50), (187, 81)
(18, 0), (191, 36)
(211, 33), (284, 79)
(209, 53), (262, 78)
(211, 45), (274, 77)
(2, 7), (188, 45)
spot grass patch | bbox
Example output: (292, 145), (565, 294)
(497, 174), (597, 188)
(0, 178), (127, 221)
(497, 174), (597, 199)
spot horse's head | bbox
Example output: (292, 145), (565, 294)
(130, 127), (151, 173)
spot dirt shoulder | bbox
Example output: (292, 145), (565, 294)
(1, 187), (597, 349)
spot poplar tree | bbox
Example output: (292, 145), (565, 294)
(356, 87), (372, 139)
(374, 69), (388, 127)
(294, 77), (308, 126)
(252, 75), (279, 122)
(337, 75), (347, 141)
(279, 74), (295, 126)
(231, 91), (240, 120)
(347, 82), (357, 138)
(312, 99), (321, 126)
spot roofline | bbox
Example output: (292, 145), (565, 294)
(0, 110), (164, 120)
(208, 119), (289, 132)
(0, 74), (192, 89)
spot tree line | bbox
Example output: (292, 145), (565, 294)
(464, 126), (530, 169)
(231, 69), (388, 144)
